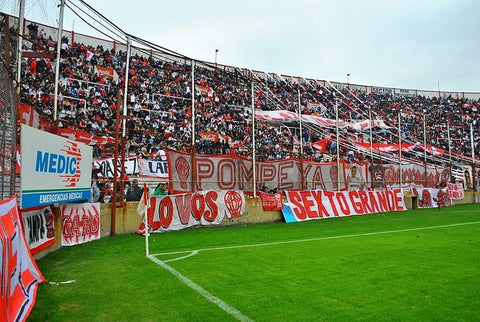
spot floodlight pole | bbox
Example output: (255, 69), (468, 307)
(53, 0), (65, 123)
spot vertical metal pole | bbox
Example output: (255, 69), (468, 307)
(398, 110), (402, 188)
(470, 123), (476, 193)
(53, 0), (65, 122)
(335, 99), (340, 191)
(191, 60), (196, 192)
(423, 113), (427, 186)
(251, 82), (257, 197)
(298, 87), (305, 190)
(369, 105), (374, 189)
(447, 122), (452, 180)
(16, 0), (25, 95)
(122, 37), (131, 137)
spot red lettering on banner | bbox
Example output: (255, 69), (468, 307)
(300, 191), (318, 218)
(311, 166), (326, 190)
(192, 193), (205, 220)
(159, 198), (174, 228)
(349, 191), (364, 214)
(368, 191), (380, 213)
(323, 191), (339, 216)
(336, 192), (351, 216)
(288, 191), (306, 220)
(147, 198), (161, 230)
(259, 164), (276, 184)
(393, 189), (404, 210)
(358, 191), (371, 213)
(204, 191), (219, 222)
(386, 190), (395, 211)
(377, 191), (388, 212)
(196, 159), (214, 190)
(218, 159), (236, 190)
(238, 161), (253, 190)
(62, 205), (100, 244)
(278, 161), (294, 190)
(311, 191), (330, 217)
(175, 194), (192, 224)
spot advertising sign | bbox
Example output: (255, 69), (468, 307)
(21, 124), (93, 208)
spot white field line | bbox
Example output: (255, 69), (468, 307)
(163, 250), (198, 263)
(151, 220), (480, 257)
(147, 255), (253, 322)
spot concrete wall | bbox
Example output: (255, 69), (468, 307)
(33, 191), (478, 259)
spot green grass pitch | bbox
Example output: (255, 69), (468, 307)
(30, 204), (480, 321)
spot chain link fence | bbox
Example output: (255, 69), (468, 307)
(0, 13), (19, 200)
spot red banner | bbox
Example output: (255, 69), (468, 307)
(259, 192), (283, 211)
(0, 196), (45, 322)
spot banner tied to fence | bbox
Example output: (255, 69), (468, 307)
(21, 206), (55, 254)
(282, 189), (406, 223)
(137, 190), (245, 233)
(61, 203), (101, 246)
(1, 195), (45, 322)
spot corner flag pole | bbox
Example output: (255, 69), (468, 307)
(143, 183), (150, 257)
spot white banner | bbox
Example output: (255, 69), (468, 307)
(283, 189), (406, 223)
(410, 187), (451, 208)
(61, 203), (101, 246)
(168, 150), (348, 193)
(93, 156), (139, 178)
(21, 124), (93, 208)
(375, 163), (450, 188)
(137, 190), (245, 233)
(21, 206), (55, 254)
(447, 183), (464, 200)
(139, 158), (168, 178)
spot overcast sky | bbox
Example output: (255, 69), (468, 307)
(3, 0), (480, 92)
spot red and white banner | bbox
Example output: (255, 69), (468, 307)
(410, 187), (451, 208)
(137, 190), (245, 233)
(94, 65), (119, 83)
(168, 149), (348, 193)
(196, 84), (213, 96)
(139, 158), (168, 179)
(19, 103), (51, 131)
(57, 128), (115, 147)
(0, 196), (45, 322)
(198, 131), (219, 142)
(255, 110), (391, 130)
(61, 203), (101, 246)
(447, 183), (464, 200)
(368, 163), (450, 189)
(21, 206), (55, 254)
(284, 189), (406, 222)
(259, 192), (283, 211)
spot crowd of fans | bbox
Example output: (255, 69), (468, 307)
(3, 15), (479, 170)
